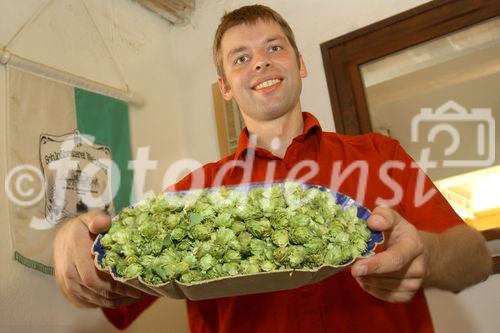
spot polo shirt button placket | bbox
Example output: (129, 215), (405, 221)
(283, 155), (295, 172)
(283, 144), (297, 172)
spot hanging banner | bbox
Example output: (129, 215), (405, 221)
(5, 68), (133, 274)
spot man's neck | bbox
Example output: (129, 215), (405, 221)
(244, 108), (304, 159)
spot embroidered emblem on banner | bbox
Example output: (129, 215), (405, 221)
(38, 131), (115, 228)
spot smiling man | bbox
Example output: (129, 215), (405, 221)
(53, 5), (493, 333)
(215, 17), (307, 158)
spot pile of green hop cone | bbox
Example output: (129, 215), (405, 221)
(99, 182), (372, 285)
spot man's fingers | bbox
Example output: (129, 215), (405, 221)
(357, 282), (416, 303)
(73, 283), (140, 308)
(74, 249), (144, 299)
(69, 221), (145, 300)
(62, 255), (144, 307)
(58, 269), (99, 308)
(367, 207), (400, 232)
(83, 273), (145, 300)
(78, 211), (111, 235)
(356, 276), (422, 292)
(53, 211), (138, 309)
(95, 272), (147, 299)
(66, 292), (100, 308)
(352, 248), (409, 276)
(352, 236), (422, 276)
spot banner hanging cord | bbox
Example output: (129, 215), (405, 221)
(81, 0), (131, 92)
(0, 0), (144, 106)
(4, 0), (54, 50)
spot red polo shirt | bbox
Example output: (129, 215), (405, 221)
(103, 112), (462, 332)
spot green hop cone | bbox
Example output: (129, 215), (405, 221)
(290, 226), (313, 245)
(247, 218), (272, 238)
(191, 223), (212, 241)
(271, 229), (289, 247)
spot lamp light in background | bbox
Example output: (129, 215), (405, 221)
(435, 165), (500, 230)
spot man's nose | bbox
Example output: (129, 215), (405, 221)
(253, 51), (271, 71)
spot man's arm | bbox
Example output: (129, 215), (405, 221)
(421, 225), (492, 292)
(351, 207), (492, 303)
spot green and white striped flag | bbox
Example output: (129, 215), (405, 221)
(5, 68), (134, 274)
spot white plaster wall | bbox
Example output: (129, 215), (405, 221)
(426, 276), (500, 333)
(0, 0), (189, 332)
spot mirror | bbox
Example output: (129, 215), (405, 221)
(361, 16), (500, 230)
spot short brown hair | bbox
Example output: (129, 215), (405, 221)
(213, 5), (300, 81)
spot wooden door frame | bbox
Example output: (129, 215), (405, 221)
(320, 0), (500, 135)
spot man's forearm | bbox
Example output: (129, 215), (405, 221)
(421, 224), (492, 292)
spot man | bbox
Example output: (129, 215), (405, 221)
(54, 5), (492, 332)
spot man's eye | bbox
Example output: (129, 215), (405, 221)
(269, 45), (282, 52)
(235, 55), (249, 65)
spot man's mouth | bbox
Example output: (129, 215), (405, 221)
(253, 78), (283, 91)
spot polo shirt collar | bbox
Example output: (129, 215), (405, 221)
(233, 112), (322, 161)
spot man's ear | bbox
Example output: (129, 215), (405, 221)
(217, 76), (233, 101)
(299, 56), (308, 78)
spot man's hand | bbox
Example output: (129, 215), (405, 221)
(54, 211), (146, 308)
(350, 207), (427, 303)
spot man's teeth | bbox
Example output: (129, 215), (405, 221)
(255, 79), (281, 90)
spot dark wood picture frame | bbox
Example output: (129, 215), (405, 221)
(483, 228), (500, 275)
(320, 0), (500, 135)
(212, 82), (245, 158)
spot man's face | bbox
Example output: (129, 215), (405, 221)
(218, 19), (307, 123)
